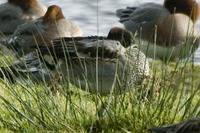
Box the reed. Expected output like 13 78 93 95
0 42 199 132
0 16 199 132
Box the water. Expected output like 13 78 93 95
42 0 162 36
0 0 200 63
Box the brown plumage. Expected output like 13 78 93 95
5 5 82 56
164 0 200 23
43 5 65 23
0 0 46 34
8 0 38 11
107 27 133 48
116 1 200 60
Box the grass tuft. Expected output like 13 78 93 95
0 57 200 132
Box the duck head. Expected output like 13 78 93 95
43 5 65 23
8 0 37 11
107 27 133 48
164 0 200 22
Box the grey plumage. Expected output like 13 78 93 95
0 52 52 83
35 36 149 95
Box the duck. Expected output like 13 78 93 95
33 28 150 95
0 28 149 95
116 0 200 61
149 117 200 133
0 0 46 35
5 5 82 56
164 0 200 23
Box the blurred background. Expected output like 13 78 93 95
0 0 200 63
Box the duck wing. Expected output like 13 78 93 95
34 36 125 60
0 52 51 83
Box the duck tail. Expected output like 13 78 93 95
116 7 136 23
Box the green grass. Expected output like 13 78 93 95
0 60 200 133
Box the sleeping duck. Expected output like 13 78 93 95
0 28 149 95
6 5 82 56
116 0 200 61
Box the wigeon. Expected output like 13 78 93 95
0 28 149 95
116 0 200 60
0 28 147 94
33 28 149 95
149 117 200 133
0 0 46 35
164 0 200 23
6 5 83 56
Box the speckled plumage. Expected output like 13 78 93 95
36 35 149 95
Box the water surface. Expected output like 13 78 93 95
0 0 200 63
